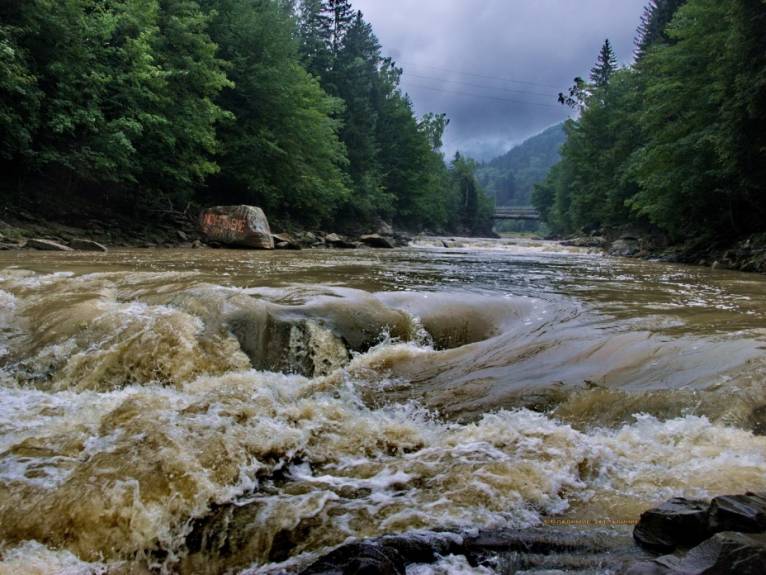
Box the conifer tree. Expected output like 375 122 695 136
326 0 354 53
590 39 617 87
298 0 333 77
635 0 687 59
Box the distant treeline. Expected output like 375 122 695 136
0 0 493 234
533 0 766 242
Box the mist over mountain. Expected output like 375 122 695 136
476 123 566 207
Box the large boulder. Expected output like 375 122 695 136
633 498 712 552
199 205 274 249
624 532 766 575
25 238 73 251
708 492 766 533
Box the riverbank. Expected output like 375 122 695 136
561 229 766 274
0 207 413 252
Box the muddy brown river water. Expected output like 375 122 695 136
0 238 765 574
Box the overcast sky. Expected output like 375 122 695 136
352 0 647 160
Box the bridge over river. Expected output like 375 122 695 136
493 206 541 221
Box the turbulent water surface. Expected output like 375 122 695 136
1 237 765 574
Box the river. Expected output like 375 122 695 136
1 238 765 574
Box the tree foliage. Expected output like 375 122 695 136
535 0 766 243
0 0 491 235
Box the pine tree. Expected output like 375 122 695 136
635 0 687 59
590 39 617 87
298 0 333 78
332 10 388 219
326 0 354 53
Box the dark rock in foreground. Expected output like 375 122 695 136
301 534 462 575
625 492 766 574
709 492 766 534
633 497 711 552
633 492 766 554
199 205 274 249
299 528 645 575
625 531 766 575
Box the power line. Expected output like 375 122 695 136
404 72 558 99
394 60 561 90
404 82 566 109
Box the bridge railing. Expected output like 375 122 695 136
493 206 540 220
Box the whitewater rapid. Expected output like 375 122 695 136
0 240 765 574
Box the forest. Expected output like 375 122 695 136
477 123 565 207
533 0 766 244
0 0 493 235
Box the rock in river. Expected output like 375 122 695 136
708 492 766 533
199 205 274 249
608 238 641 257
24 238 73 251
68 238 108 252
625 532 766 575
360 234 396 248
633 497 711 552
272 233 302 250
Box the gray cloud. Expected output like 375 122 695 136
353 0 647 159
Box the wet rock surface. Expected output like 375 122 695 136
633 497 711 552
68 238 108 252
291 493 766 575
708 492 766 534
625 532 766 575
625 493 766 574
360 234 396 248
24 238 73 251
298 528 647 575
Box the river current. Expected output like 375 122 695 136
1 237 765 574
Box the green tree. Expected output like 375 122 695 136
202 0 349 226
635 0 687 59
628 0 740 238
331 10 389 221
590 39 617 88
0 0 228 202
297 0 333 78
0 23 40 162
326 0 354 53
138 0 231 199
450 153 493 235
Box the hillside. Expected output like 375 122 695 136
477 123 566 206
